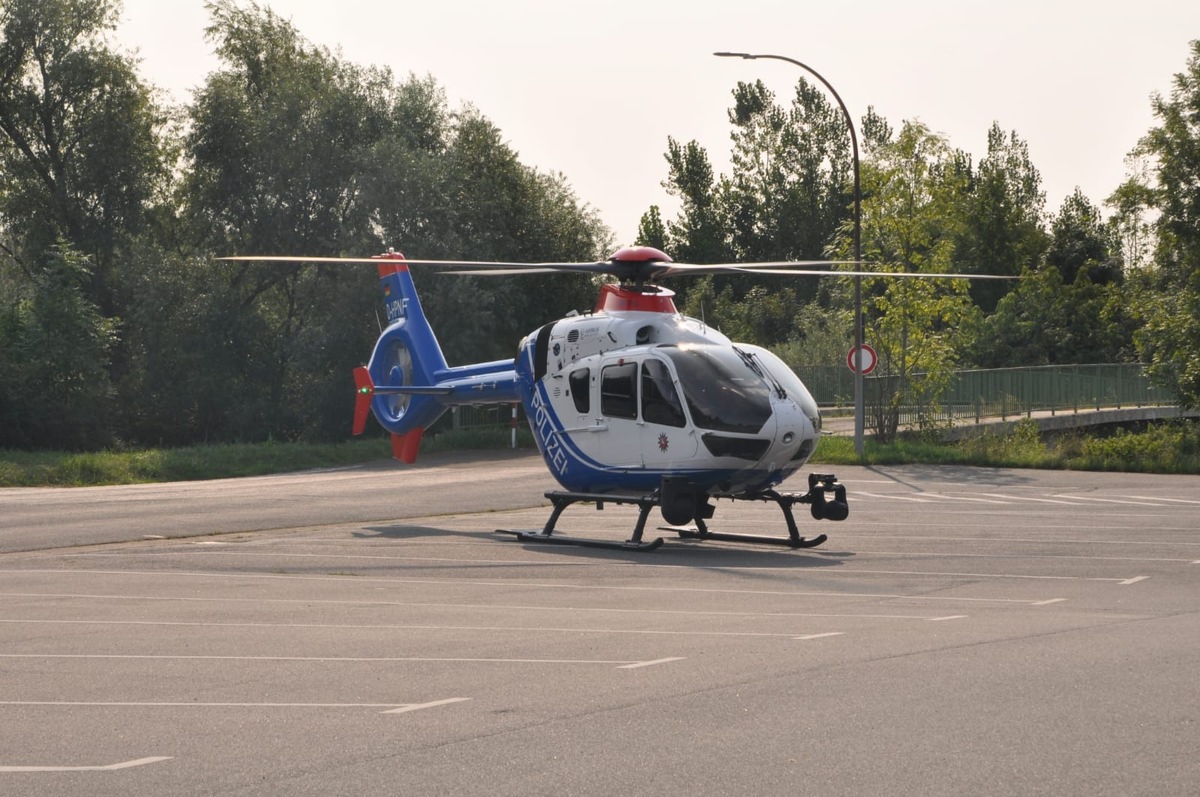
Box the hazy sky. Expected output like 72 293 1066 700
116 0 1198 248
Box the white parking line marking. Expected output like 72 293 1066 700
0 587 1058 607
847 550 1194 564
616 657 686 669
977 493 1078 505
1118 576 1149 586
1032 599 1067 606
1051 495 1166 507
835 532 1200 545
0 654 678 667
918 494 1012 505
0 619 866 639
382 698 472 714
793 632 845 640
0 757 171 772
928 616 968 622
0 700 467 715
822 568 1129 582
856 491 932 503
0 567 1110 597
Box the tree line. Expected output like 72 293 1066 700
1 0 1197 451
633 64 1197 438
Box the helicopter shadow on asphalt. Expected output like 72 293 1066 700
354 522 852 570
861 463 1040 491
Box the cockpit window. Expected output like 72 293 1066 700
641 358 686 428
660 345 772 434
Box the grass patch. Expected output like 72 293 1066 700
3 420 1196 488
0 438 397 487
812 418 1200 474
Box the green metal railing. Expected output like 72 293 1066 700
796 363 1174 424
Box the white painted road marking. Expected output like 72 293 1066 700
792 632 845 640
918 493 1013 505
0 618 929 637
381 698 472 714
0 757 171 773
976 492 1078 505
0 653 685 668
0 587 1059 607
0 700 467 714
1118 576 1150 586
616 657 687 669
856 491 932 503
1052 494 1166 507
0 567 1100 600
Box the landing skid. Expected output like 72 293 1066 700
496 491 666 551
496 474 846 552
667 490 828 549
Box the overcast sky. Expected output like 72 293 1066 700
116 0 1198 247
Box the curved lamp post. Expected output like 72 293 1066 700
714 51 865 457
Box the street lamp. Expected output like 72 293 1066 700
714 51 865 457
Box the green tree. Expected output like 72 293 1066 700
655 79 862 343
722 79 853 265
1123 40 1200 407
967 190 1134 368
660 136 731 264
178 1 406 442
952 123 1047 312
367 107 609 365
847 121 979 440
0 245 116 449
0 0 168 311
186 0 389 254
635 205 667 250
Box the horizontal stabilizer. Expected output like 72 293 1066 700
369 385 455 396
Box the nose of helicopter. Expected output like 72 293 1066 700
766 400 819 469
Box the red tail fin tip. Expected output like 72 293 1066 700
391 429 424 464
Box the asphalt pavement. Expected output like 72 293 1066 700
1 453 1198 795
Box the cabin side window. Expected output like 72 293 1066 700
640 359 686 428
569 368 591 414
600 362 638 419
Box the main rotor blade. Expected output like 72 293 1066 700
670 260 861 269
217 255 1017 280
217 255 574 268
733 268 1020 279
446 267 582 276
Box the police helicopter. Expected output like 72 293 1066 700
225 246 1011 552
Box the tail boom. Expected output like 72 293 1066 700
353 250 520 463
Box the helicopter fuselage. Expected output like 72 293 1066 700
513 283 822 497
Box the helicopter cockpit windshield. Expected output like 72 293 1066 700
659 345 773 434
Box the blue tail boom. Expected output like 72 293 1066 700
353 252 519 462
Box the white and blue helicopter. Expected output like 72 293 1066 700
229 246 1005 551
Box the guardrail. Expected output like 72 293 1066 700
800 363 1173 422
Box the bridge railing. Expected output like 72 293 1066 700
797 363 1174 426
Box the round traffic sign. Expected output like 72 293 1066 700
847 344 877 375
